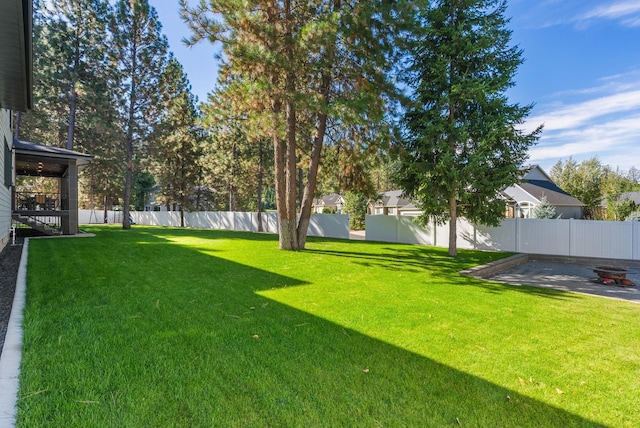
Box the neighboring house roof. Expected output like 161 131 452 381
520 164 553 182
618 192 640 205
313 193 344 207
503 165 584 208
376 189 412 208
0 0 33 111
518 179 585 207
398 202 421 213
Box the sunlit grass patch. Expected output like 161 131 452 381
17 226 640 427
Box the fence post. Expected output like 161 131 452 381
515 217 520 253
633 220 639 260
569 218 575 257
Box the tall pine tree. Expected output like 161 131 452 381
111 0 168 229
181 0 403 249
398 0 540 256
150 58 203 227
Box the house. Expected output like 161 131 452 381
312 193 345 213
12 139 92 235
368 165 584 220
368 190 422 216
1 0 33 251
501 165 585 219
1 0 91 242
617 192 640 208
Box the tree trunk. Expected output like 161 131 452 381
276 0 300 250
272 95 290 248
103 193 108 224
294 1 335 248
281 92 298 249
297 111 327 247
66 38 80 150
448 196 457 257
67 85 78 150
257 139 264 232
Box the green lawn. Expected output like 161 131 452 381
17 226 640 427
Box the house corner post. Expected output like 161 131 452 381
62 160 79 235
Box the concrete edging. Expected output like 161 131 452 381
0 239 28 428
460 253 640 279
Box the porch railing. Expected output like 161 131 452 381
14 192 63 212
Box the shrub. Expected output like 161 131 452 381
625 211 640 221
531 196 557 219
343 191 368 230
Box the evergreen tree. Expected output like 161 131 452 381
343 191 368 230
150 58 203 227
181 0 403 250
626 211 640 222
531 196 557 219
20 0 112 151
199 66 275 231
111 0 168 229
398 0 540 256
20 0 124 218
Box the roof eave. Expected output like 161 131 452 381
0 0 33 111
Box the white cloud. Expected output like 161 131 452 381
581 1 640 20
528 114 640 169
526 90 640 131
576 1 640 26
523 71 640 171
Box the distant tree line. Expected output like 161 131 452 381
550 158 640 221
20 0 634 254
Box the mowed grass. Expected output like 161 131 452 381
17 226 640 427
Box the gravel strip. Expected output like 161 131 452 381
0 239 22 357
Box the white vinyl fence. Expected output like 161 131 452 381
366 215 640 261
80 209 639 260
79 209 123 225
79 210 350 240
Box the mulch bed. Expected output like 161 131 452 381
0 237 22 355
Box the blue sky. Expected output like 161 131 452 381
150 0 640 173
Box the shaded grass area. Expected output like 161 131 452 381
17 226 640 426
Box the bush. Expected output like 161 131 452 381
343 191 368 230
531 196 557 219
625 211 640 221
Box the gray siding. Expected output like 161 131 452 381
555 206 583 219
0 109 11 249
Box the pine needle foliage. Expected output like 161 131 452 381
398 0 541 256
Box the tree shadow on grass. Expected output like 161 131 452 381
17 227 605 427
304 241 583 302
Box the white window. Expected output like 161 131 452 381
518 202 534 218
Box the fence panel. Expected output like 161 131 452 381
114 211 348 239
364 215 638 260
307 214 350 239
518 219 571 256
365 215 398 243
80 209 122 224
471 219 517 252
572 220 633 259
397 216 433 245
235 212 257 232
